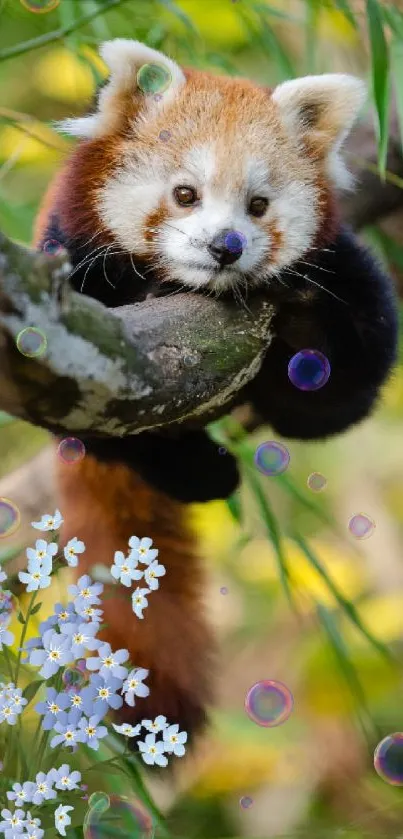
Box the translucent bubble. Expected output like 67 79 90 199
20 0 60 11
76 658 87 673
307 472 327 492
348 513 375 540
84 793 154 839
224 230 247 254
137 63 172 95
16 327 47 359
159 130 172 142
62 666 86 692
153 94 163 102
0 499 21 538
220 586 228 595
374 733 403 785
218 447 227 455
42 239 63 255
254 441 290 476
240 796 253 809
245 680 294 727
57 437 86 465
288 349 331 391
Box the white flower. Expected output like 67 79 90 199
26 539 57 565
122 668 150 706
142 715 168 734
54 804 73 837
144 560 166 591
112 722 141 737
138 733 168 767
0 570 6 583
63 538 85 567
111 551 143 587
128 536 158 566
163 723 188 757
31 509 64 532
131 588 150 620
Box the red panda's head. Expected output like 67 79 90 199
57 39 366 293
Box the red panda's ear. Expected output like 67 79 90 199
272 74 366 189
55 39 186 139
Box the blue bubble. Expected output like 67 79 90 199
288 349 331 391
254 441 290 476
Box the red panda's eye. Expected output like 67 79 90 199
173 186 198 207
249 197 269 218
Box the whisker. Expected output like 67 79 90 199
299 259 336 276
286 267 348 305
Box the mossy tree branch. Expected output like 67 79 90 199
0 233 275 437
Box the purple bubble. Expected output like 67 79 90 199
307 472 327 492
348 513 375 539
374 733 403 785
159 130 171 142
240 796 253 809
218 447 227 455
224 230 247 254
42 239 63 255
57 437 86 465
288 349 331 391
245 680 294 727
220 586 228 595
254 441 290 476
16 327 47 358
0 498 21 538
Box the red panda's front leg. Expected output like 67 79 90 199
57 452 215 741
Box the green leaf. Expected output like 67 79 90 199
87 760 126 775
366 0 390 177
17 610 25 624
293 532 394 662
30 602 42 615
0 411 14 427
22 679 44 703
0 545 23 566
390 39 403 157
334 0 357 29
226 491 242 523
159 0 200 39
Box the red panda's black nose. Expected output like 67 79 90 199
208 229 245 266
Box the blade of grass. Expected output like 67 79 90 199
390 39 403 157
293 531 394 662
316 602 380 743
334 0 357 30
366 0 390 177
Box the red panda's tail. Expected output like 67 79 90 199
57 451 215 738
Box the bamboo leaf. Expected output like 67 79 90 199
334 0 357 29
390 39 403 158
226 491 243 524
366 0 390 177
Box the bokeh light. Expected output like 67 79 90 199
57 437 86 465
307 472 327 492
220 586 229 595
374 733 403 785
16 327 47 359
137 63 172 94
240 796 253 809
348 513 375 539
83 792 154 839
254 441 290 476
245 680 294 727
0 499 21 538
288 349 331 391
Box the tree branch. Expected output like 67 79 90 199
0 233 274 437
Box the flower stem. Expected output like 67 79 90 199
15 589 38 687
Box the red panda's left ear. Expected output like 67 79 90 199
272 74 367 189
56 39 186 139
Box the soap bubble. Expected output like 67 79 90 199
240 796 253 809
16 327 47 358
57 437 86 465
159 130 172 142
137 63 172 95
42 239 63 255
62 666 86 692
224 230 246 254
20 0 60 11
288 349 331 391
218 447 227 455
83 792 154 839
254 441 290 476
348 513 375 540
0 499 21 538
374 733 403 785
307 472 327 492
245 679 294 727
220 586 228 595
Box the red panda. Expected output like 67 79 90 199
33 39 398 742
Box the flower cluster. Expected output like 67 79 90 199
114 715 187 767
111 536 166 619
0 509 187 836
2 764 81 837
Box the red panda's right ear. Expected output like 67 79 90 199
55 39 186 139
